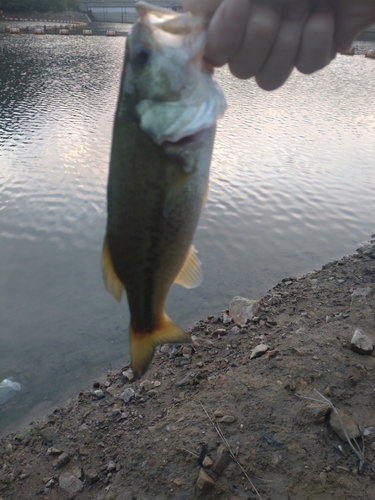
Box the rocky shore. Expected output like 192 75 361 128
1 238 374 500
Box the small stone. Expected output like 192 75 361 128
213 328 227 336
195 469 215 495
147 389 158 397
47 447 62 455
120 388 135 403
250 344 269 359
350 329 374 355
111 409 121 418
175 357 191 367
212 445 230 475
122 369 134 382
370 442 375 452
303 403 331 424
94 389 105 399
229 296 260 324
227 326 240 335
107 461 116 472
268 295 280 306
213 409 224 418
139 380 151 392
39 427 57 445
351 287 372 298
217 415 236 424
202 456 213 467
223 313 232 325
45 478 54 488
58 473 83 494
53 452 70 469
5 444 12 455
154 380 161 387
182 346 193 358
329 409 361 441
85 468 99 483
78 423 88 432
175 368 200 387
296 327 306 334
172 479 183 487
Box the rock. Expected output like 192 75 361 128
227 326 240 335
329 409 361 441
174 357 191 367
122 369 134 382
175 368 200 387
154 380 161 387
85 468 99 483
229 297 260 324
303 403 331 424
202 456 213 467
350 329 374 355
250 344 269 359
217 415 236 424
47 447 62 455
357 243 375 258
195 469 215 495
58 472 83 494
53 452 70 469
105 492 117 500
94 389 105 399
223 313 232 325
213 328 227 337
351 287 372 298
39 427 57 445
120 388 135 403
107 460 116 472
212 445 231 475
139 380 151 393
182 346 193 358
268 295 280 306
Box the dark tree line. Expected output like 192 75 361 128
0 0 79 12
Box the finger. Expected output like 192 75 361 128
296 1 335 74
228 1 282 80
331 0 375 53
256 0 310 91
182 0 223 17
205 0 252 66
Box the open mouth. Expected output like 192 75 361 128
165 129 206 146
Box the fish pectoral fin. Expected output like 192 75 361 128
101 237 124 303
130 313 191 379
174 245 203 289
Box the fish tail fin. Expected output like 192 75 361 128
130 313 191 379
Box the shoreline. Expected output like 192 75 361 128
1 10 90 24
1 238 374 499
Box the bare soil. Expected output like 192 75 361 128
1 239 375 500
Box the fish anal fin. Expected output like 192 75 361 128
174 245 202 289
101 237 124 303
130 313 191 378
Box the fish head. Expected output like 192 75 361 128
124 1 226 145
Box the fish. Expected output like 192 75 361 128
102 1 226 379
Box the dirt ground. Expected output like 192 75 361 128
1 238 375 500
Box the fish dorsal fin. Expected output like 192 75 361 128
101 237 124 303
174 245 202 289
130 313 191 378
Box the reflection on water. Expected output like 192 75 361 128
1 24 375 434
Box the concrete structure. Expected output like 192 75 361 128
80 0 182 23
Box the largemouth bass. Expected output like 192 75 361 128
102 1 226 378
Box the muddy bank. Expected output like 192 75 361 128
1 238 375 500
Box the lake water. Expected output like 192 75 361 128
1 22 375 435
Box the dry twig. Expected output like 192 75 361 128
199 400 265 500
296 388 365 471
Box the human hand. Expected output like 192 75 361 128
182 0 375 90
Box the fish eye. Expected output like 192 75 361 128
133 47 151 68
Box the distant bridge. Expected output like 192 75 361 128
79 0 182 23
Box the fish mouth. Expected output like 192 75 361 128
164 129 207 146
